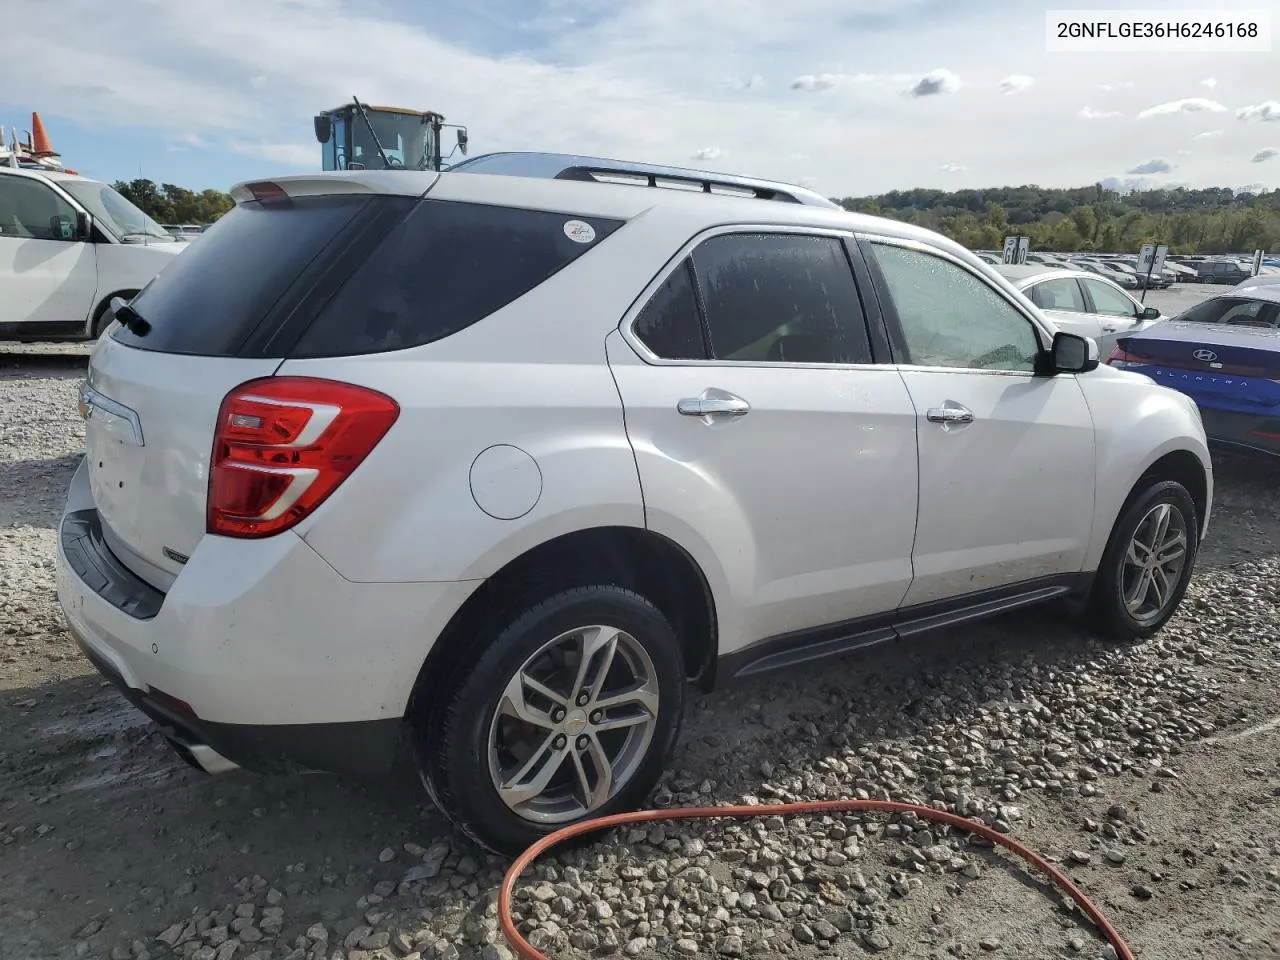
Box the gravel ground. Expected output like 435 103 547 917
2 309 1279 960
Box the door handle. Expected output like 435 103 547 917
1102 324 1119 333
926 403 975 425
677 392 750 419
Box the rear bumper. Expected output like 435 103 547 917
1199 407 1280 458
55 457 479 775
71 628 401 775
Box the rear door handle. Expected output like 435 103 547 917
677 391 750 419
926 402 974 425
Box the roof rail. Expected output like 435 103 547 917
445 151 838 209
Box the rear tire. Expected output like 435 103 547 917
1085 479 1199 642
414 585 686 855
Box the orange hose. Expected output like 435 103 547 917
499 799 1136 960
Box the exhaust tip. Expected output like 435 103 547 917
165 735 239 774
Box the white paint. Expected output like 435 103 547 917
469 444 543 520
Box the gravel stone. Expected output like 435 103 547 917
3 343 1280 960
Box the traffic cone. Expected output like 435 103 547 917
30 112 58 157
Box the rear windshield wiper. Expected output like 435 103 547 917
110 297 151 336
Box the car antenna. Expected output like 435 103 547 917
350 95 395 171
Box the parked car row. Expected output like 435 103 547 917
974 248 1279 288
161 223 208 241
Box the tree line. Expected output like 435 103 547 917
835 184 1280 254
110 175 1279 254
112 179 234 225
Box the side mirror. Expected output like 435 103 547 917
1047 331 1099 374
313 115 332 144
75 211 93 240
456 128 469 155
1141 305 1161 321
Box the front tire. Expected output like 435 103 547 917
1086 479 1199 642
415 585 686 855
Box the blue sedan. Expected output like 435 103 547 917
1107 284 1280 458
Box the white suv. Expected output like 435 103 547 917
56 154 1212 854
0 168 183 341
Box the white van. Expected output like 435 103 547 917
0 167 185 341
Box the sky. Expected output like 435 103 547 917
4 0 1279 198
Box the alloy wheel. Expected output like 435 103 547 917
1121 501 1189 626
486 625 660 824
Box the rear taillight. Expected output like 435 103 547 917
208 377 399 539
1106 344 1152 367
245 181 289 203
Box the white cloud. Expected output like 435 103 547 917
1127 158 1174 175
1252 148 1279 163
790 72 875 91
908 68 961 97
1099 176 1152 194
1200 77 1217 89
691 147 724 161
1097 81 1136 91
168 132 209 150
1136 98 1227 119
1193 129 1225 140
938 162 966 173
998 75 1033 94
228 140 315 167
1237 101 1280 122
5 0 1278 196
1176 149 1192 156
1079 106 1124 120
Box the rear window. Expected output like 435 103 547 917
290 200 624 357
113 195 373 355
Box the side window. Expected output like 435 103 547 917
867 242 1041 372
1029 278 1085 313
1219 300 1279 328
0 177 78 241
1081 279 1138 318
632 259 709 360
292 200 624 358
690 233 872 364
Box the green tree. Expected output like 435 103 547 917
110 178 232 225
832 182 1279 254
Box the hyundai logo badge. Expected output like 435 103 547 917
1192 349 1218 363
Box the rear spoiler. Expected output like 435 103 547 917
228 171 439 204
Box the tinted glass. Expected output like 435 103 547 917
1175 296 1279 327
633 259 708 360
691 233 871 364
113 195 373 355
1029 278 1085 312
1081 278 1137 318
0 176 77 240
293 200 624 357
60 180 171 242
869 243 1040 371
